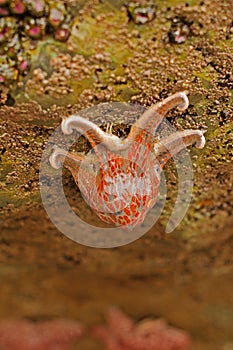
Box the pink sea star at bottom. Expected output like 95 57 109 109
0 319 84 350
92 307 192 350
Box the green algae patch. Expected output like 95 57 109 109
0 160 14 183
0 190 40 209
193 68 217 89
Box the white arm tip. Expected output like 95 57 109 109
196 131 206 149
49 147 67 169
61 115 81 135
177 92 189 111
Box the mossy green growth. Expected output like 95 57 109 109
0 190 41 209
0 159 14 182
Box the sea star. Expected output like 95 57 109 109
50 92 205 229
0 319 84 350
92 307 192 350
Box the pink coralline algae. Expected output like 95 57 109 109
0 319 84 350
92 307 192 350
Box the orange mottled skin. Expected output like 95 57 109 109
50 92 205 229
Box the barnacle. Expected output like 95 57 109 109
0 0 74 84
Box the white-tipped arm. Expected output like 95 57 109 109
154 129 206 166
49 147 68 169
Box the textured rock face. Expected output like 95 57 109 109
0 1 232 350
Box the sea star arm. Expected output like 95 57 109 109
0 319 84 350
49 146 84 171
59 93 189 154
126 92 189 145
93 326 124 350
92 308 192 350
154 129 205 167
61 115 121 151
49 146 98 185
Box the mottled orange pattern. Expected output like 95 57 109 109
50 92 205 229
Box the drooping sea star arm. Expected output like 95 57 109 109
60 93 189 153
49 146 84 172
61 116 122 151
126 92 189 145
154 129 205 167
